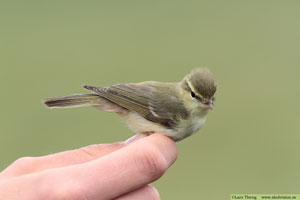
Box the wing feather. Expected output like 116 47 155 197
83 82 188 128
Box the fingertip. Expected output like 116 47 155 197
148 133 178 161
134 133 178 168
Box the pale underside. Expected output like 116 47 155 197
122 111 207 141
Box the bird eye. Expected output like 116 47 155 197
191 91 196 98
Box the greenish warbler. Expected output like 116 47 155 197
43 68 216 141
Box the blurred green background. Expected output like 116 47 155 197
1 0 300 199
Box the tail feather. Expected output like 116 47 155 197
43 94 100 108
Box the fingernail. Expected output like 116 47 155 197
125 133 148 144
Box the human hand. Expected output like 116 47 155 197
0 133 177 200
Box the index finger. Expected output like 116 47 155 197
0 134 146 179
40 133 177 200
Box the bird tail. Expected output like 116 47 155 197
43 94 101 108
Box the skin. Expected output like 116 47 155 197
0 133 177 200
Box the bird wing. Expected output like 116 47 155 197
83 82 188 128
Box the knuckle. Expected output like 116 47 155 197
136 145 168 180
1 157 39 177
13 157 35 166
11 157 37 173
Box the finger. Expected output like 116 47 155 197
114 185 160 200
125 133 147 144
0 143 125 179
39 133 177 200
0 134 146 178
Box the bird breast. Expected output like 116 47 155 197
121 110 208 141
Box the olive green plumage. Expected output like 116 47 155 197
43 68 217 141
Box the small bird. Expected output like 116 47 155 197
43 68 217 141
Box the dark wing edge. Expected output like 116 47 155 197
83 84 151 116
83 84 186 128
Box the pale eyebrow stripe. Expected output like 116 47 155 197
185 80 204 102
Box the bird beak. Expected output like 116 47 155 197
208 102 214 110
